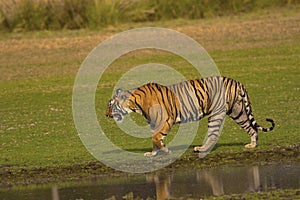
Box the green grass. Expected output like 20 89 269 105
96 42 300 156
0 8 299 174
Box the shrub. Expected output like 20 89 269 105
0 0 298 32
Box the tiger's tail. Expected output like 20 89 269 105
240 84 275 132
258 118 275 132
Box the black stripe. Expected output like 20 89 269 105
177 86 189 120
133 97 145 115
183 83 198 113
232 110 243 120
237 120 248 126
207 133 219 138
208 124 222 129
160 132 168 137
136 87 147 96
197 79 206 100
147 83 154 96
190 80 203 108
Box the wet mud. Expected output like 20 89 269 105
0 144 299 187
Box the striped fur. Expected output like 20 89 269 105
106 76 275 157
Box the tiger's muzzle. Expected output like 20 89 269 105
106 111 123 122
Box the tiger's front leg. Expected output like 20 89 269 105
144 122 172 157
144 132 171 157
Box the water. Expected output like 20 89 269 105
1 163 299 200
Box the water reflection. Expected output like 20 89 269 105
146 173 172 199
51 186 59 200
1 163 299 200
146 165 262 199
195 165 261 196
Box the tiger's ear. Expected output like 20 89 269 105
116 88 126 100
116 88 122 94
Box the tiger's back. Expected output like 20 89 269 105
168 76 238 123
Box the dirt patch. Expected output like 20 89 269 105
175 11 300 51
1 9 299 81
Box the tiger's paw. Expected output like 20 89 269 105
244 143 257 148
144 151 158 157
194 146 204 152
144 148 171 157
194 146 210 158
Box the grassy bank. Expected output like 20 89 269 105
0 7 300 187
0 0 299 32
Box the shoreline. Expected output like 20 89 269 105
1 144 298 188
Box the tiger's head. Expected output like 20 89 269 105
106 89 133 122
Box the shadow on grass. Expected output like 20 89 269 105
212 142 246 150
103 142 245 155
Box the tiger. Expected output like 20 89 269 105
106 76 275 157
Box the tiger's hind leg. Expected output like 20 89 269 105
229 100 258 148
194 109 226 157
